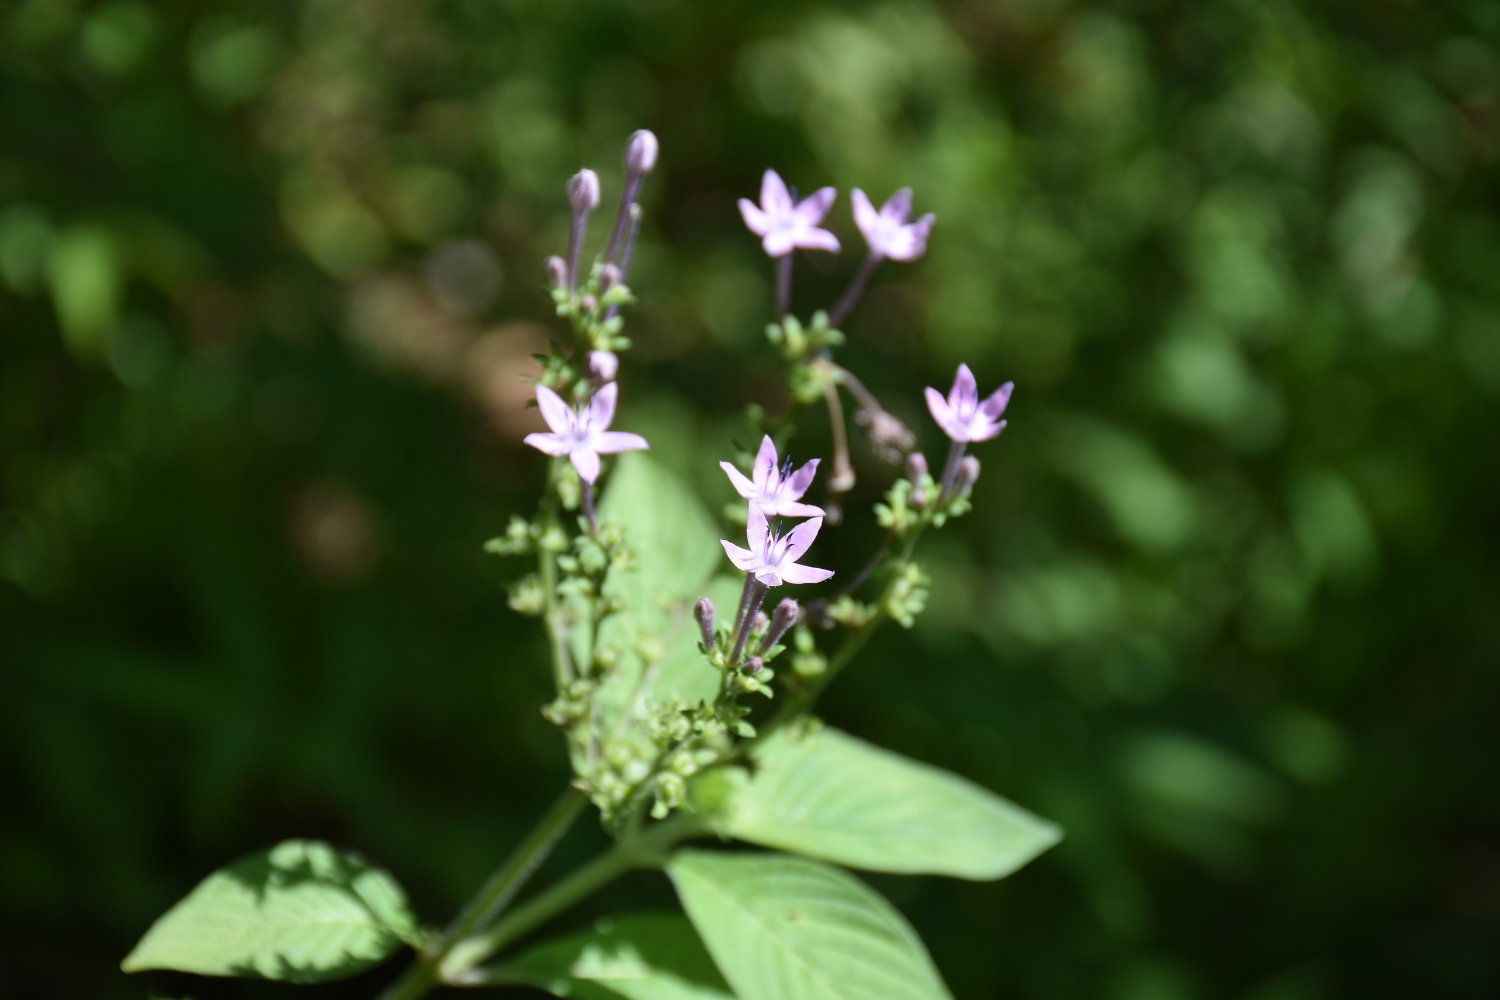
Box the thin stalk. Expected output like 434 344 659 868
444 815 703 984
606 175 643 265
566 208 591 300
376 789 587 1000
804 530 893 621
937 438 966 506
728 580 769 668
604 205 643 323
580 481 598 536
539 509 574 690
828 251 883 328
731 571 756 637
823 377 854 495
775 253 793 320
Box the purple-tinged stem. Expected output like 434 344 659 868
775 254 793 320
824 378 854 496
828 251 883 328
606 175 644 266
729 579 770 668
937 438 967 505
731 572 756 638
581 481 598 536
566 209 591 300
604 205 643 323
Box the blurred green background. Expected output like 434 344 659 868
4 0 1499 997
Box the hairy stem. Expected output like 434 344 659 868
376 789 587 1000
828 251 883 328
443 815 703 984
823 377 854 496
540 508 574 690
580 481 598 536
937 438 966 506
728 579 769 668
775 253 793 320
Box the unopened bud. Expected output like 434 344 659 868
907 452 929 507
752 610 769 633
744 655 764 675
624 130 659 175
581 294 598 313
953 455 981 496
694 597 716 648
599 263 622 293
587 350 619 382
759 598 800 653
545 256 568 288
568 169 601 212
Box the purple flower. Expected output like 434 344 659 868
721 505 834 587
524 382 648 483
738 169 841 258
721 436 823 518
925 364 1012 443
852 188 935 262
586 350 619 382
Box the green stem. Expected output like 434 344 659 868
540 507 573 691
442 815 703 985
377 789 587 1000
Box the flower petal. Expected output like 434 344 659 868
762 230 796 257
980 381 1014 420
794 227 842 254
753 436 779 491
793 186 837 226
780 562 834 585
782 516 824 562
773 500 826 518
571 448 601 484
761 169 793 217
881 187 913 224
746 504 769 552
851 188 879 242
523 432 572 456
925 386 958 437
587 381 618 432
721 461 756 498
594 431 649 454
721 540 759 572
738 198 770 237
971 417 1006 442
950 363 978 412
786 457 820 498
535 384 573 436
755 569 784 587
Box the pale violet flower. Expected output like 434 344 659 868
720 435 823 518
852 188 935 262
524 382 648 483
721 505 834 587
738 169 841 258
586 350 618 382
925 364 1012 443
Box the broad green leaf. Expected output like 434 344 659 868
714 725 1061 880
122 839 417 982
594 453 724 725
493 913 735 1000
668 850 952 1000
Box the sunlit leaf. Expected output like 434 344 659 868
490 912 734 1000
669 849 952 1000
122 840 417 982
713 724 1060 879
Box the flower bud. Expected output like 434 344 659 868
743 655 764 675
624 130 659 175
599 263 622 294
759 598 800 653
907 452 929 507
587 350 619 382
694 597 716 648
752 610 769 633
545 255 568 288
581 294 598 313
567 169 601 212
953 455 981 496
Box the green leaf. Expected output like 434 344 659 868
669 850 952 1000
715 725 1061 880
122 839 418 982
594 453 723 723
491 912 735 1000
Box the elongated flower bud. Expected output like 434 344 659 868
545 255 567 288
587 350 619 382
907 451 929 507
953 455 981 496
759 598 800 653
695 597 716 648
625 130 659 175
599 263 622 294
568 169 601 212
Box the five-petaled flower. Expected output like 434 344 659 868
738 169 840 258
524 382 648 483
852 187 935 262
721 435 824 518
925 364 1013 443
722 505 834 587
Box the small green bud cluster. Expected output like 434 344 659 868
551 258 634 355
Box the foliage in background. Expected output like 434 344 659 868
3 0 1499 997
